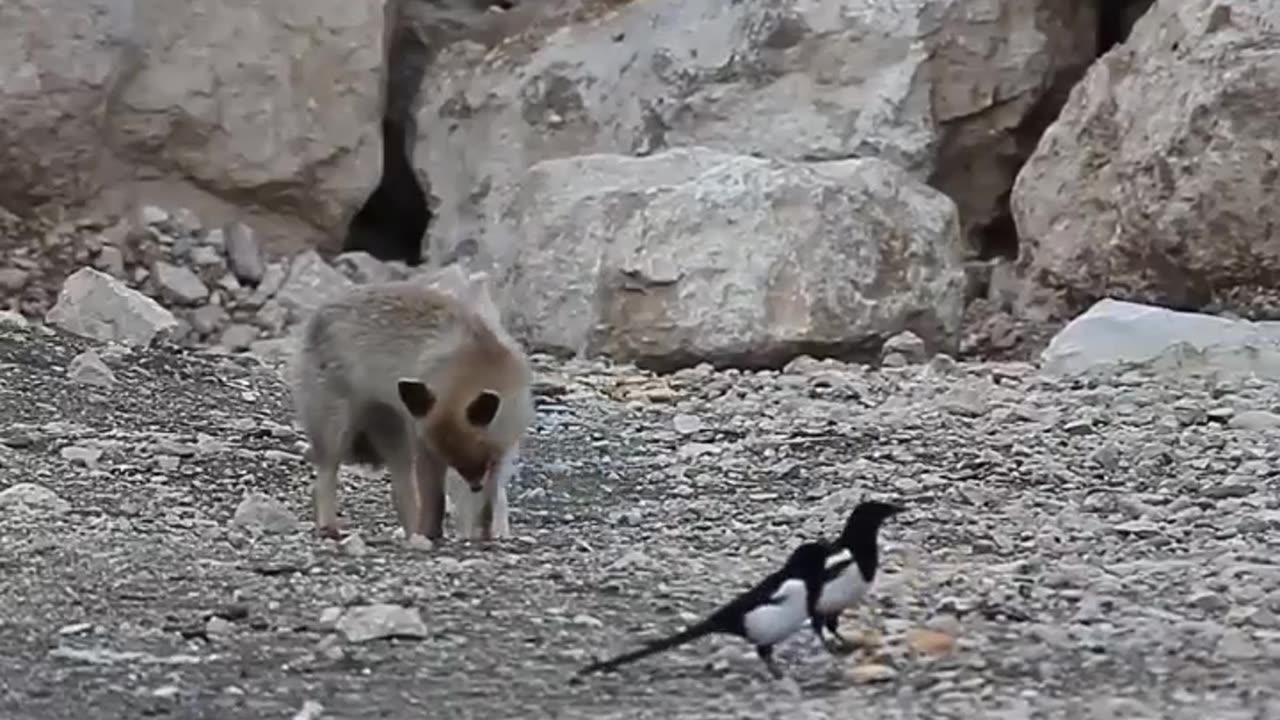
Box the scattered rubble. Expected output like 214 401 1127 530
2 305 1279 717
1 207 441 359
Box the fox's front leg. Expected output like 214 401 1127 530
413 440 447 540
479 443 518 540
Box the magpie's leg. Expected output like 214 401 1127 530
756 644 784 680
809 613 828 647
822 615 858 654
811 613 849 655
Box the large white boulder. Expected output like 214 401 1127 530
1041 299 1280 380
501 147 966 369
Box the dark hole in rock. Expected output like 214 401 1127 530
976 203 1019 262
969 73 1083 263
345 117 430 266
344 24 431 266
972 0 1156 264
1097 0 1157 56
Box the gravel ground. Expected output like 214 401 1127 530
2 319 1280 720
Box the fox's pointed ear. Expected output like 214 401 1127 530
465 390 501 427
398 379 436 418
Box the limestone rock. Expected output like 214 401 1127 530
189 305 229 337
335 604 428 643
0 311 29 329
416 0 1096 268
1228 411 1280 432
217 323 259 352
94 246 127 279
882 330 928 364
0 0 384 251
224 222 265 285
1012 0 1280 318
246 263 287 308
0 268 29 292
152 261 209 306
45 267 179 347
334 251 406 285
502 147 966 369
0 0 128 211
230 492 298 534
1040 299 1280 380
68 350 117 388
0 482 70 516
275 251 354 321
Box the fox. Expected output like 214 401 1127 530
287 267 535 541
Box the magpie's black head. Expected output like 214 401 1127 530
781 540 832 579
836 500 904 547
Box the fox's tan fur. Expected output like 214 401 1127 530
287 270 534 541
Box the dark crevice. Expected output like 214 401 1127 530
975 200 1019 261
1097 2 1128 56
966 62 1081 264
1097 0 1157 56
344 21 432 266
974 0 1155 264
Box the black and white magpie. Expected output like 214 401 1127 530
810 499 904 654
577 541 832 679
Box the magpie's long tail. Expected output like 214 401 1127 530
577 617 722 676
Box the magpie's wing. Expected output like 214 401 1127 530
822 547 855 582
735 543 830 610
758 574 795 606
750 564 810 608
711 567 789 617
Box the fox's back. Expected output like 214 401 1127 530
291 280 519 409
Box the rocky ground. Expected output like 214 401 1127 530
3 315 1280 720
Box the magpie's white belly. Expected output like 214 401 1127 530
742 579 809 646
816 567 869 615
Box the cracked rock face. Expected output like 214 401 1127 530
0 0 384 252
3 302 1280 717
416 0 1096 271
1012 0 1280 320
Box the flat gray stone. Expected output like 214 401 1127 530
152 261 210 305
68 350 117 388
225 222 265 285
231 492 298 534
275 251 352 320
0 482 70 515
45 267 179 346
335 604 428 643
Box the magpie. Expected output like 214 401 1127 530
577 541 832 679
810 500 904 654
